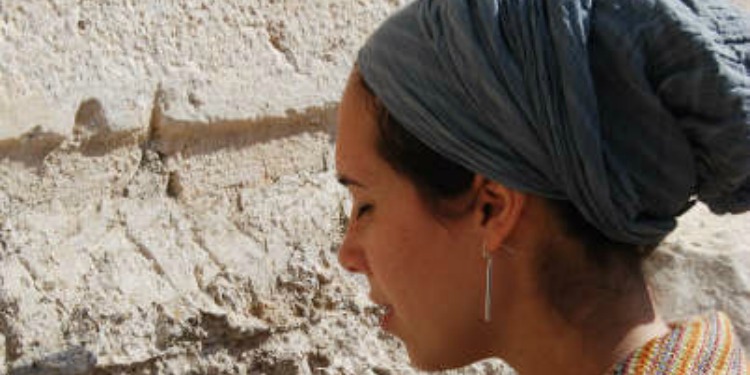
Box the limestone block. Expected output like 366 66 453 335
648 204 750 349
648 245 750 346
1 0 748 373
151 1 405 122
151 105 337 198
0 0 407 144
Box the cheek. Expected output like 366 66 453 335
365 205 437 277
370 207 466 297
368 215 423 275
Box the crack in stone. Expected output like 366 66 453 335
265 20 300 73
187 223 224 272
15 258 41 294
121 226 179 297
0 291 21 364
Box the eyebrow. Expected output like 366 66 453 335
336 174 366 188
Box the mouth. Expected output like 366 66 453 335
373 303 394 329
369 290 394 329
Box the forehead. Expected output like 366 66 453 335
335 74 381 177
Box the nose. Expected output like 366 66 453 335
337 226 369 274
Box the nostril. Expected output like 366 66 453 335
339 253 360 273
338 244 366 274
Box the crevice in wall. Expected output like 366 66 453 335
0 231 7 254
165 172 183 199
72 98 143 158
8 346 96 375
73 99 110 139
265 20 301 73
15 258 41 295
187 224 224 273
90 354 161 375
190 310 271 352
120 148 167 200
122 228 179 296
0 128 66 169
230 219 266 253
149 104 337 158
0 293 21 364
146 85 167 160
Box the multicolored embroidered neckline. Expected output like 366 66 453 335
610 312 748 374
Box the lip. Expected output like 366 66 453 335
368 301 392 328
369 292 394 330
378 304 394 330
370 297 394 330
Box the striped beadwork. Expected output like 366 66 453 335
610 312 748 374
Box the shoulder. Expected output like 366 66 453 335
610 312 748 374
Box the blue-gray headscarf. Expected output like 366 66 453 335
357 0 750 245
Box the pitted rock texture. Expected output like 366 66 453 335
0 0 404 139
2 1 750 375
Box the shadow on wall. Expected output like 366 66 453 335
8 346 95 375
150 105 338 159
0 91 339 170
0 128 67 169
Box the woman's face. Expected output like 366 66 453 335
335 72 494 370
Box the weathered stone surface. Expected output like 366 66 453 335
648 204 750 350
1 1 750 375
0 0 403 143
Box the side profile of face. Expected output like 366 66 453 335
335 71 501 370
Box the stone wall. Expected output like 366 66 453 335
1 1 749 374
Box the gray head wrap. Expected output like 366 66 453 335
357 0 750 245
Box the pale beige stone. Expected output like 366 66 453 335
0 0 404 143
1 1 749 374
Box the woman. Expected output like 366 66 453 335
335 0 750 374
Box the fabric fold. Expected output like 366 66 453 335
357 0 750 245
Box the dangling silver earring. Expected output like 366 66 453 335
483 242 493 323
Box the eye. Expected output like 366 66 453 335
355 203 373 219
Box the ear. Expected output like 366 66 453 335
473 176 527 253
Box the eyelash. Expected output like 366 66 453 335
355 203 373 219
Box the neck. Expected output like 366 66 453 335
490 247 669 375
497 288 667 375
